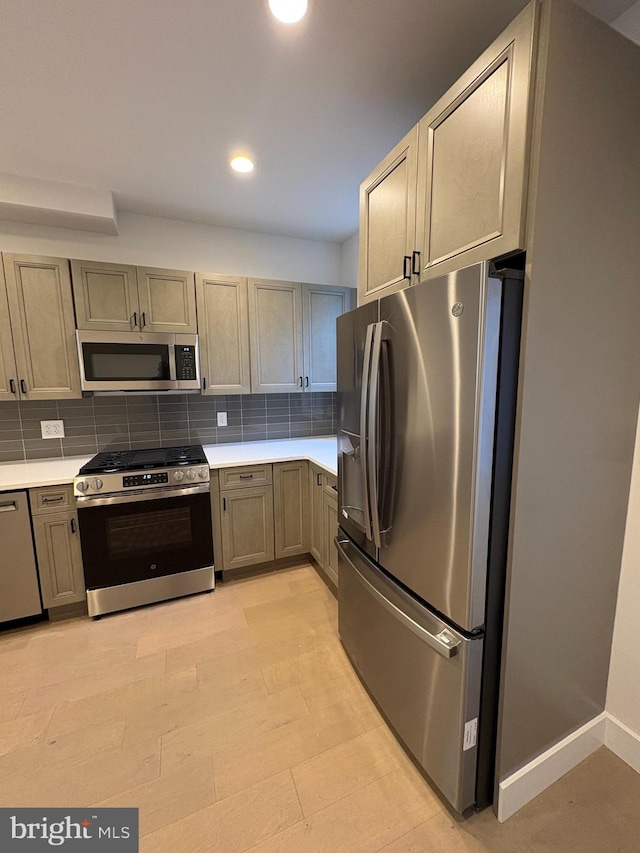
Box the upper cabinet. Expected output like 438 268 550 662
248 279 304 393
359 126 419 302
196 272 251 395
358 2 535 303
1 254 81 400
415 3 535 278
72 260 197 333
248 279 352 393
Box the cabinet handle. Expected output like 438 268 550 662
70 518 77 534
239 474 253 480
141 312 146 328
403 255 411 280
222 497 227 511
132 312 138 328
43 496 64 504
299 376 303 387
9 379 16 395
412 250 421 276
305 376 309 388
20 379 27 395
203 378 207 390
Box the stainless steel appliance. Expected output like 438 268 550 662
0 491 43 623
74 445 214 617
76 330 200 393
337 261 523 813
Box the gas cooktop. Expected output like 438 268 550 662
79 445 208 475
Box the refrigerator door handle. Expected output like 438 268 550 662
368 322 383 549
336 538 460 659
360 323 375 541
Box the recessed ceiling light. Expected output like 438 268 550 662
230 156 254 174
268 0 308 24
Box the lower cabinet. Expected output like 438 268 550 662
274 461 308 559
30 485 86 609
308 465 339 588
220 485 275 571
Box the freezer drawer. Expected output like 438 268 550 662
337 534 483 813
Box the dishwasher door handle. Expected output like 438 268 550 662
0 501 17 513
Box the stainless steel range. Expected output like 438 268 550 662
74 445 214 617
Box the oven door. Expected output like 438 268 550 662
77 487 214 590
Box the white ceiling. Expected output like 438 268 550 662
0 0 636 243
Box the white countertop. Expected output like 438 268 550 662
0 437 337 492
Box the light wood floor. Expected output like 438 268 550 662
1 563 639 852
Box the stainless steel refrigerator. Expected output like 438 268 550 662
337 260 523 814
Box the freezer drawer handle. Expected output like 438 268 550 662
335 538 460 660
0 501 17 513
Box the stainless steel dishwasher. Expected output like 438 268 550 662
0 491 42 623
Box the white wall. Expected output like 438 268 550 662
607 404 640 735
340 231 359 290
0 211 343 285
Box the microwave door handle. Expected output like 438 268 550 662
360 323 375 542
368 322 383 550
168 344 178 382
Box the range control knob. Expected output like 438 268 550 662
198 467 209 480
92 479 104 491
76 480 89 493
186 469 196 480
173 470 185 482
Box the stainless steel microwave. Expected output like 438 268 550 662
76 330 201 392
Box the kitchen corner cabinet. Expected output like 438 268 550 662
358 125 419 304
248 279 351 393
219 466 275 571
1 254 81 400
415 2 535 277
30 486 86 609
196 273 251 394
274 461 309 559
71 259 197 333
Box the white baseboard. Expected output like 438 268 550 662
497 712 607 822
605 714 640 775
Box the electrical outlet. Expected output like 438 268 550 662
217 412 227 427
41 420 65 439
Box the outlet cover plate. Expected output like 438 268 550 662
217 412 227 427
41 420 65 439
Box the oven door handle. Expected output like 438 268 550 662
76 483 210 507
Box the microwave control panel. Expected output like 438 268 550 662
176 345 197 381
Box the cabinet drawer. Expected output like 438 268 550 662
323 473 337 497
219 464 272 490
30 485 74 515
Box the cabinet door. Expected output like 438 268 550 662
220 485 275 570
358 125 418 304
136 267 197 333
2 254 82 400
32 511 86 609
71 259 140 331
323 490 339 587
302 284 352 392
196 273 251 394
274 461 308 559
248 279 304 393
416 2 535 277
0 265 19 401
309 463 324 567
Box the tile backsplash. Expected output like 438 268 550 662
0 393 336 462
